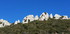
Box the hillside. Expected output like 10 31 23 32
0 19 70 34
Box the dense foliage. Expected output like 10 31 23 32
0 19 70 34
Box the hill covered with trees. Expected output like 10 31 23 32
0 19 70 34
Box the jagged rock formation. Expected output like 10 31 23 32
62 15 68 19
34 15 39 20
0 12 70 27
39 12 49 21
14 20 20 25
49 13 53 18
22 12 69 24
54 14 61 19
22 15 35 24
0 19 11 27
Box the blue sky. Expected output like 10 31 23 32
0 0 70 23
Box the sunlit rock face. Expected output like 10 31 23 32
22 15 34 24
54 14 61 19
39 12 49 21
0 12 70 28
34 15 39 20
62 15 69 19
22 17 28 24
0 24 4 27
0 22 4 27
2 20 11 26
14 20 20 25
50 14 53 18
0 19 11 27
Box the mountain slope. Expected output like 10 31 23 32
0 19 70 34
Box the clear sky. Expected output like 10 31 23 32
0 0 70 23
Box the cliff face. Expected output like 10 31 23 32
0 19 70 34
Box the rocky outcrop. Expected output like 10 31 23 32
0 12 70 27
0 19 11 27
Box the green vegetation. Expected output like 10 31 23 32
0 19 70 34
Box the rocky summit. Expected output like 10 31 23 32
0 12 70 34
0 12 70 27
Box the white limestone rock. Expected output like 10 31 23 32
54 14 61 19
39 12 49 21
0 21 4 27
14 21 18 25
62 15 69 19
2 20 11 26
22 19 28 24
22 15 34 24
14 20 20 25
17 20 20 23
0 19 11 27
0 24 4 27
50 14 53 18
34 15 39 20
26 15 34 21
0 19 4 22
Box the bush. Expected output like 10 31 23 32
0 19 70 34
